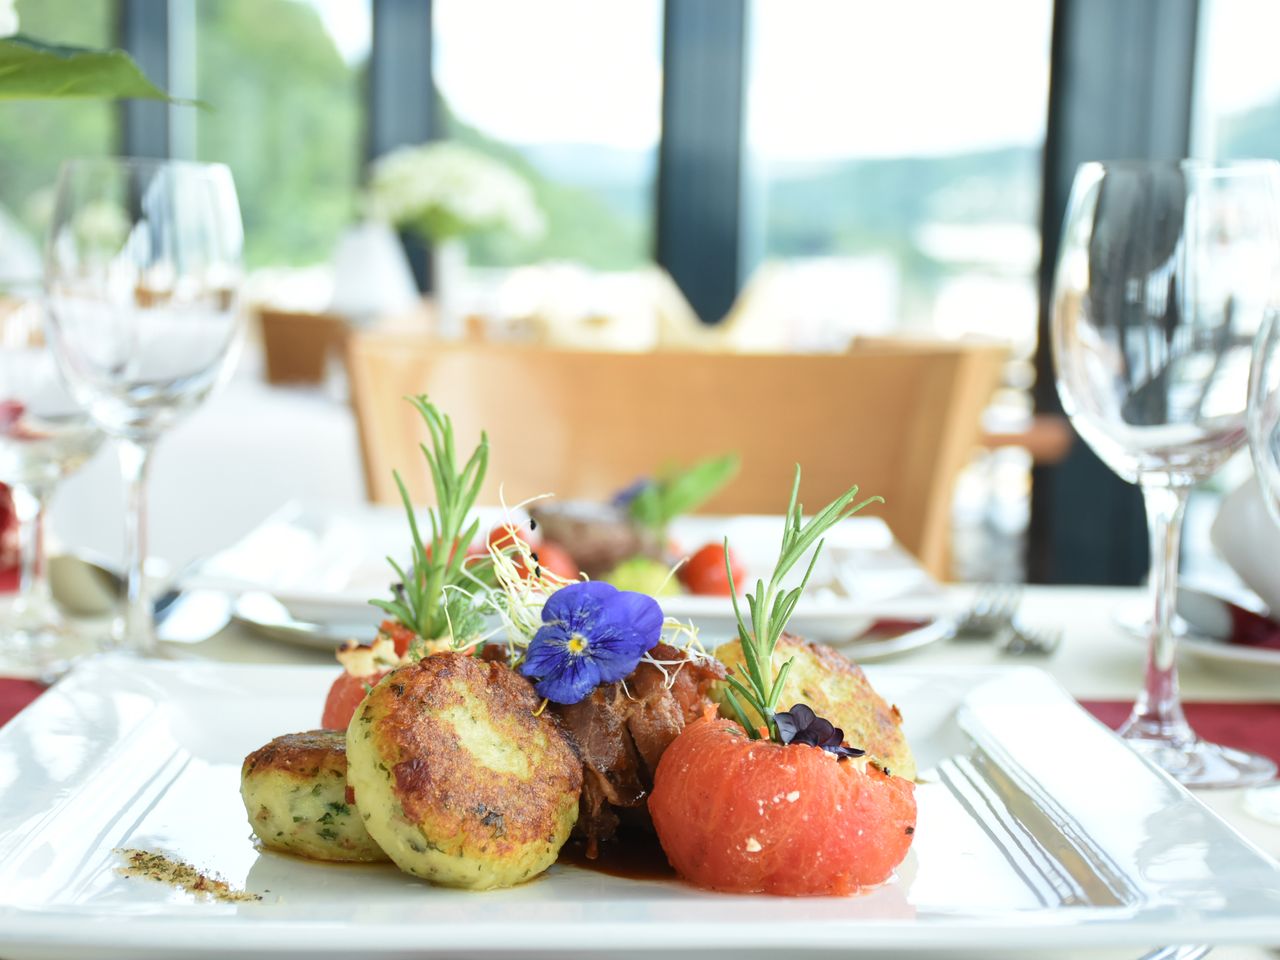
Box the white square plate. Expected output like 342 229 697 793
0 657 1278 959
194 501 939 640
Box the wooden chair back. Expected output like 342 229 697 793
345 335 1006 579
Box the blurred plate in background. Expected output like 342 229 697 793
195 501 941 642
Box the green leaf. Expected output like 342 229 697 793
0 36 193 103
657 453 740 519
629 453 740 534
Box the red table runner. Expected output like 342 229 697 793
1080 700 1280 768
0 679 45 726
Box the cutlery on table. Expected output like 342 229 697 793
947 583 1062 656
47 553 232 644
949 583 1022 641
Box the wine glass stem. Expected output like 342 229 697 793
8 483 52 620
118 437 155 656
1126 483 1193 742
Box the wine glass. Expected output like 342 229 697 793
44 158 244 656
1244 306 1280 819
0 288 103 677
1053 159 1280 788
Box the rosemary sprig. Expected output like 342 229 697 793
369 396 489 644
723 466 882 742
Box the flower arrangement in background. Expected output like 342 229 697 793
365 142 545 245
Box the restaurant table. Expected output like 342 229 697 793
3 584 1278 959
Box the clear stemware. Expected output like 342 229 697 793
0 289 103 677
1243 306 1280 818
1053 158 1280 788
44 157 244 656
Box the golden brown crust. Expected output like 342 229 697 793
361 654 582 860
714 633 917 781
780 633 915 778
242 730 348 781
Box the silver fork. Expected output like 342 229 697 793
1002 623 1064 656
950 583 1022 641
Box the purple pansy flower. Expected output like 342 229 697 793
520 580 663 704
774 704 867 761
611 477 652 509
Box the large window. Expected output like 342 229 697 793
1193 0 1280 162
432 0 663 270
186 0 370 269
0 0 118 285
743 0 1052 347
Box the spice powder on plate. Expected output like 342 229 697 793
114 848 262 903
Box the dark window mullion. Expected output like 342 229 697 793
368 0 437 290
118 0 170 159
655 0 747 325
1029 0 1201 584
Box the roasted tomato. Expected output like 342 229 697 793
648 716 916 895
678 543 746 596
321 670 389 730
487 524 532 552
378 620 415 658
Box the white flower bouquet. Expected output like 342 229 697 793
365 142 545 244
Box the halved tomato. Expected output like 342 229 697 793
648 716 916 895
678 542 746 596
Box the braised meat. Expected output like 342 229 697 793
551 642 725 856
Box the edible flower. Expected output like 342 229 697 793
774 704 866 761
611 477 651 509
520 581 663 704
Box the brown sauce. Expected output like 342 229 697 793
557 833 675 881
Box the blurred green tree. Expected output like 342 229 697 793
194 0 365 268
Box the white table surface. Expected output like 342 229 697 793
166 583 1280 960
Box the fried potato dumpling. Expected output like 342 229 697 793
346 653 582 890
714 634 917 781
241 729 389 862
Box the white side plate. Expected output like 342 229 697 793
0 657 1277 958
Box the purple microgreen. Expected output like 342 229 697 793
774 704 867 761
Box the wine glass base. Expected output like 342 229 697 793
1120 728 1277 789
0 604 99 682
0 629 79 681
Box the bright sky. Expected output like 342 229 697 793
433 0 664 151
305 0 371 65
747 0 1053 160
1199 0 1280 115
305 0 1280 161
